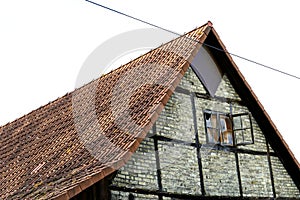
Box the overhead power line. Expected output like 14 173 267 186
85 0 300 80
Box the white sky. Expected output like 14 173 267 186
0 0 299 162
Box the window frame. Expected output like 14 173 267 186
232 112 254 146
203 109 254 147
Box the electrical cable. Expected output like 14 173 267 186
85 0 300 80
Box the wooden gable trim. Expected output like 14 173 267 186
203 28 300 190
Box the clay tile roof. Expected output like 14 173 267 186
0 23 212 199
1 21 299 199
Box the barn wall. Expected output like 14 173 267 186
109 67 300 199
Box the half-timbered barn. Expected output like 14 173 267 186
0 22 299 199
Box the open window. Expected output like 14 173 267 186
204 110 253 146
232 113 254 145
204 110 233 146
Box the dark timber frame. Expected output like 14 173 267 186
153 124 164 200
73 26 299 200
266 139 276 198
204 30 300 191
110 185 294 200
190 92 206 195
109 87 282 199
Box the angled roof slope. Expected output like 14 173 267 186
0 23 211 199
0 22 299 199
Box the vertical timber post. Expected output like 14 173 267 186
190 92 206 195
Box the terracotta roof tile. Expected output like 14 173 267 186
0 23 210 199
2 21 298 199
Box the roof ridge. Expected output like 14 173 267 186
88 22 211 83
0 23 210 129
0 92 72 129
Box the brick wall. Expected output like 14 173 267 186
110 67 299 199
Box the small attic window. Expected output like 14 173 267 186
204 110 233 146
232 113 254 145
204 110 254 146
